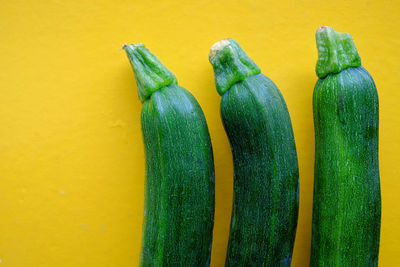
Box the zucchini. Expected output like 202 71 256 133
209 39 299 266
124 44 215 266
310 27 381 266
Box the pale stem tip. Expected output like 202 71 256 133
209 39 231 60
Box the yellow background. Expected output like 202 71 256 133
1 0 399 266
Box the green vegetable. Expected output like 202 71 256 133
310 27 381 266
209 39 299 266
124 44 215 267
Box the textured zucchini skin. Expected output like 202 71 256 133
209 39 299 266
124 44 215 267
310 27 381 266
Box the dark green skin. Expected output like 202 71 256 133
140 84 215 267
222 74 299 267
311 67 381 266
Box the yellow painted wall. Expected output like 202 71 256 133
0 0 399 266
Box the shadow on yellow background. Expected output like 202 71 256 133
0 0 399 266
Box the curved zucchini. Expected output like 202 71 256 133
310 27 381 266
209 39 299 266
124 44 215 266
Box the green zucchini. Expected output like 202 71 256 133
124 44 215 266
310 27 381 266
209 39 299 266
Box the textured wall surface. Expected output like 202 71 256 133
0 0 399 266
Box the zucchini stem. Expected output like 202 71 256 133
209 39 260 95
315 26 361 78
123 44 177 102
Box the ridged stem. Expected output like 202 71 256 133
123 44 177 103
315 26 361 78
209 39 261 95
